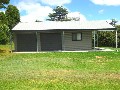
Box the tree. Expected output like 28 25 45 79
116 25 120 31
0 12 8 25
0 1 20 44
69 17 80 21
96 19 119 47
5 5 20 30
35 20 42 22
0 0 9 9
97 31 115 47
109 19 118 27
116 25 120 47
47 6 70 21
0 24 10 44
0 0 9 45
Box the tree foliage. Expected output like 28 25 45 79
116 25 120 47
116 25 120 31
70 17 80 21
0 0 20 44
47 6 70 21
0 0 9 9
97 31 116 47
0 12 8 25
109 19 118 27
97 24 120 47
5 5 20 29
0 24 10 44
95 19 120 47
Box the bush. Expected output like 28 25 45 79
0 24 10 44
98 31 116 47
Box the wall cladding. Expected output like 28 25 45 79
63 31 92 51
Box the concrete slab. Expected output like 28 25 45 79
13 48 114 53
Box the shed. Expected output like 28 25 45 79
12 21 116 52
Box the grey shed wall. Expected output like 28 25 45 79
62 31 92 51
14 30 92 52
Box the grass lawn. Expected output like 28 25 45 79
0 47 120 90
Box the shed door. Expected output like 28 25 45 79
17 33 37 51
40 33 62 51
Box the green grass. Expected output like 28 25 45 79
0 49 120 89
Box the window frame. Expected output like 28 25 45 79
72 33 82 41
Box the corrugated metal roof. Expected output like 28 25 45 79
12 20 116 31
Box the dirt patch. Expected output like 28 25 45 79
0 49 11 53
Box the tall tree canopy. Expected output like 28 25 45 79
5 5 20 29
0 12 8 25
0 0 20 44
109 19 118 27
0 0 9 9
47 6 70 21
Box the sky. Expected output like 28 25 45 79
9 0 120 23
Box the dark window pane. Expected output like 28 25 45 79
72 33 82 41
72 33 77 40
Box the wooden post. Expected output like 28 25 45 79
116 30 118 48
97 31 98 47
10 32 12 53
93 30 96 50
36 32 38 52
62 31 65 51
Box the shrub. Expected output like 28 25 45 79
0 24 10 44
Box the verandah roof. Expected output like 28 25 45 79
12 20 116 31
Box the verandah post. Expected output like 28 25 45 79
93 30 96 50
97 31 98 47
10 32 12 53
116 30 118 48
36 32 39 52
62 31 65 51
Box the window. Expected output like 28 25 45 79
72 33 82 41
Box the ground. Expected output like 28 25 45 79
0 45 120 90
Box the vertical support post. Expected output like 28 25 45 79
62 31 65 51
36 32 38 52
39 33 41 51
14 34 17 52
97 31 98 47
93 30 96 50
116 30 118 48
10 32 12 53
